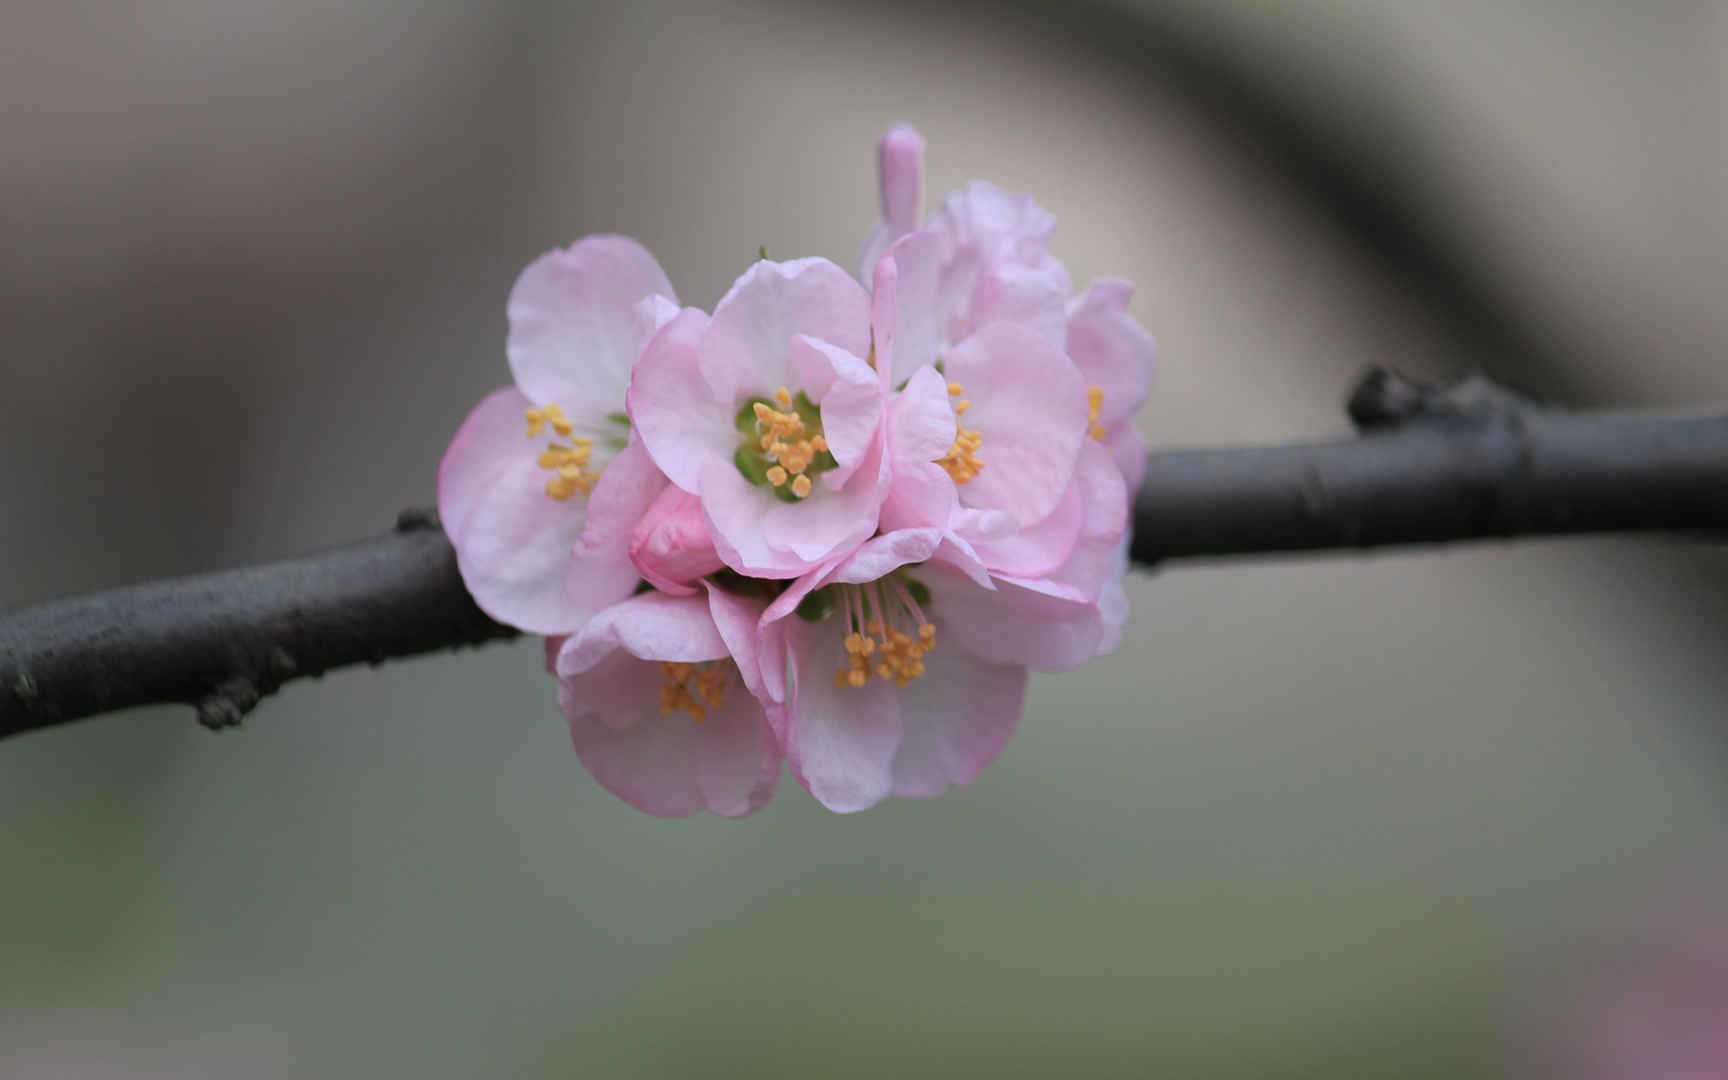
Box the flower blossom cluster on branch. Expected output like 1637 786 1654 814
437 127 1156 816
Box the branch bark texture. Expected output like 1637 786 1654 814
4 371 1725 740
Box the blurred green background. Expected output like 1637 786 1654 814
3 1 1726 1075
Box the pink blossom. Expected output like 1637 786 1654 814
874 234 1092 531
758 515 1118 813
627 258 889 578
437 236 677 634
554 587 781 818
862 126 1156 497
439 129 1154 818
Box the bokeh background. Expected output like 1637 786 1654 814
3 1 1726 1075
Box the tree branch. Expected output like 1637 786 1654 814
4 370 1726 740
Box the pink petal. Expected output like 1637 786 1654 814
555 591 728 678
438 386 537 541
888 363 958 465
439 393 600 635
702 582 772 703
788 333 883 476
890 648 1026 799
561 650 706 817
871 231 943 390
543 635 567 674
569 437 669 604
927 179 1061 343
705 258 870 396
820 526 945 586
759 430 888 566
1109 425 1147 498
700 459 813 579
945 323 1089 524
784 614 902 813
1044 439 1131 599
972 258 1072 348
693 688 781 818
559 644 777 820
627 306 734 493
928 179 1056 266
507 235 677 409
880 459 960 533
1066 278 1155 430
926 565 1103 671
1095 541 1131 657
960 475 1082 579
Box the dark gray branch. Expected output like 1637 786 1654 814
4 370 1726 741
1130 369 1728 563
1 510 516 741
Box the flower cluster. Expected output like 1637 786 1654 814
439 126 1154 815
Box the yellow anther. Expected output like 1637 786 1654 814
540 402 576 437
947 382 964 397
694 667 728 708
1087 385 1108 442
658 661 722 722
833 579 939 693
529 406 602 502
937 412 984 484
750 389 833 496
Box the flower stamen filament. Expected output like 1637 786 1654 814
832 577 937 690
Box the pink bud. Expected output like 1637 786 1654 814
629 486 724 595
878 124 925 233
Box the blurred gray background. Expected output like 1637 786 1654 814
3 1 1725 1075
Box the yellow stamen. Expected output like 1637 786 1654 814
541 401 575 437
658 661 725 723
750 390 827 498
527 402 605 501
947 382 964 397
936 410 983 485
1086 385 1108 441
833 581 939 692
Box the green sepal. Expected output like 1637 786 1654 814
796 587 836 622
